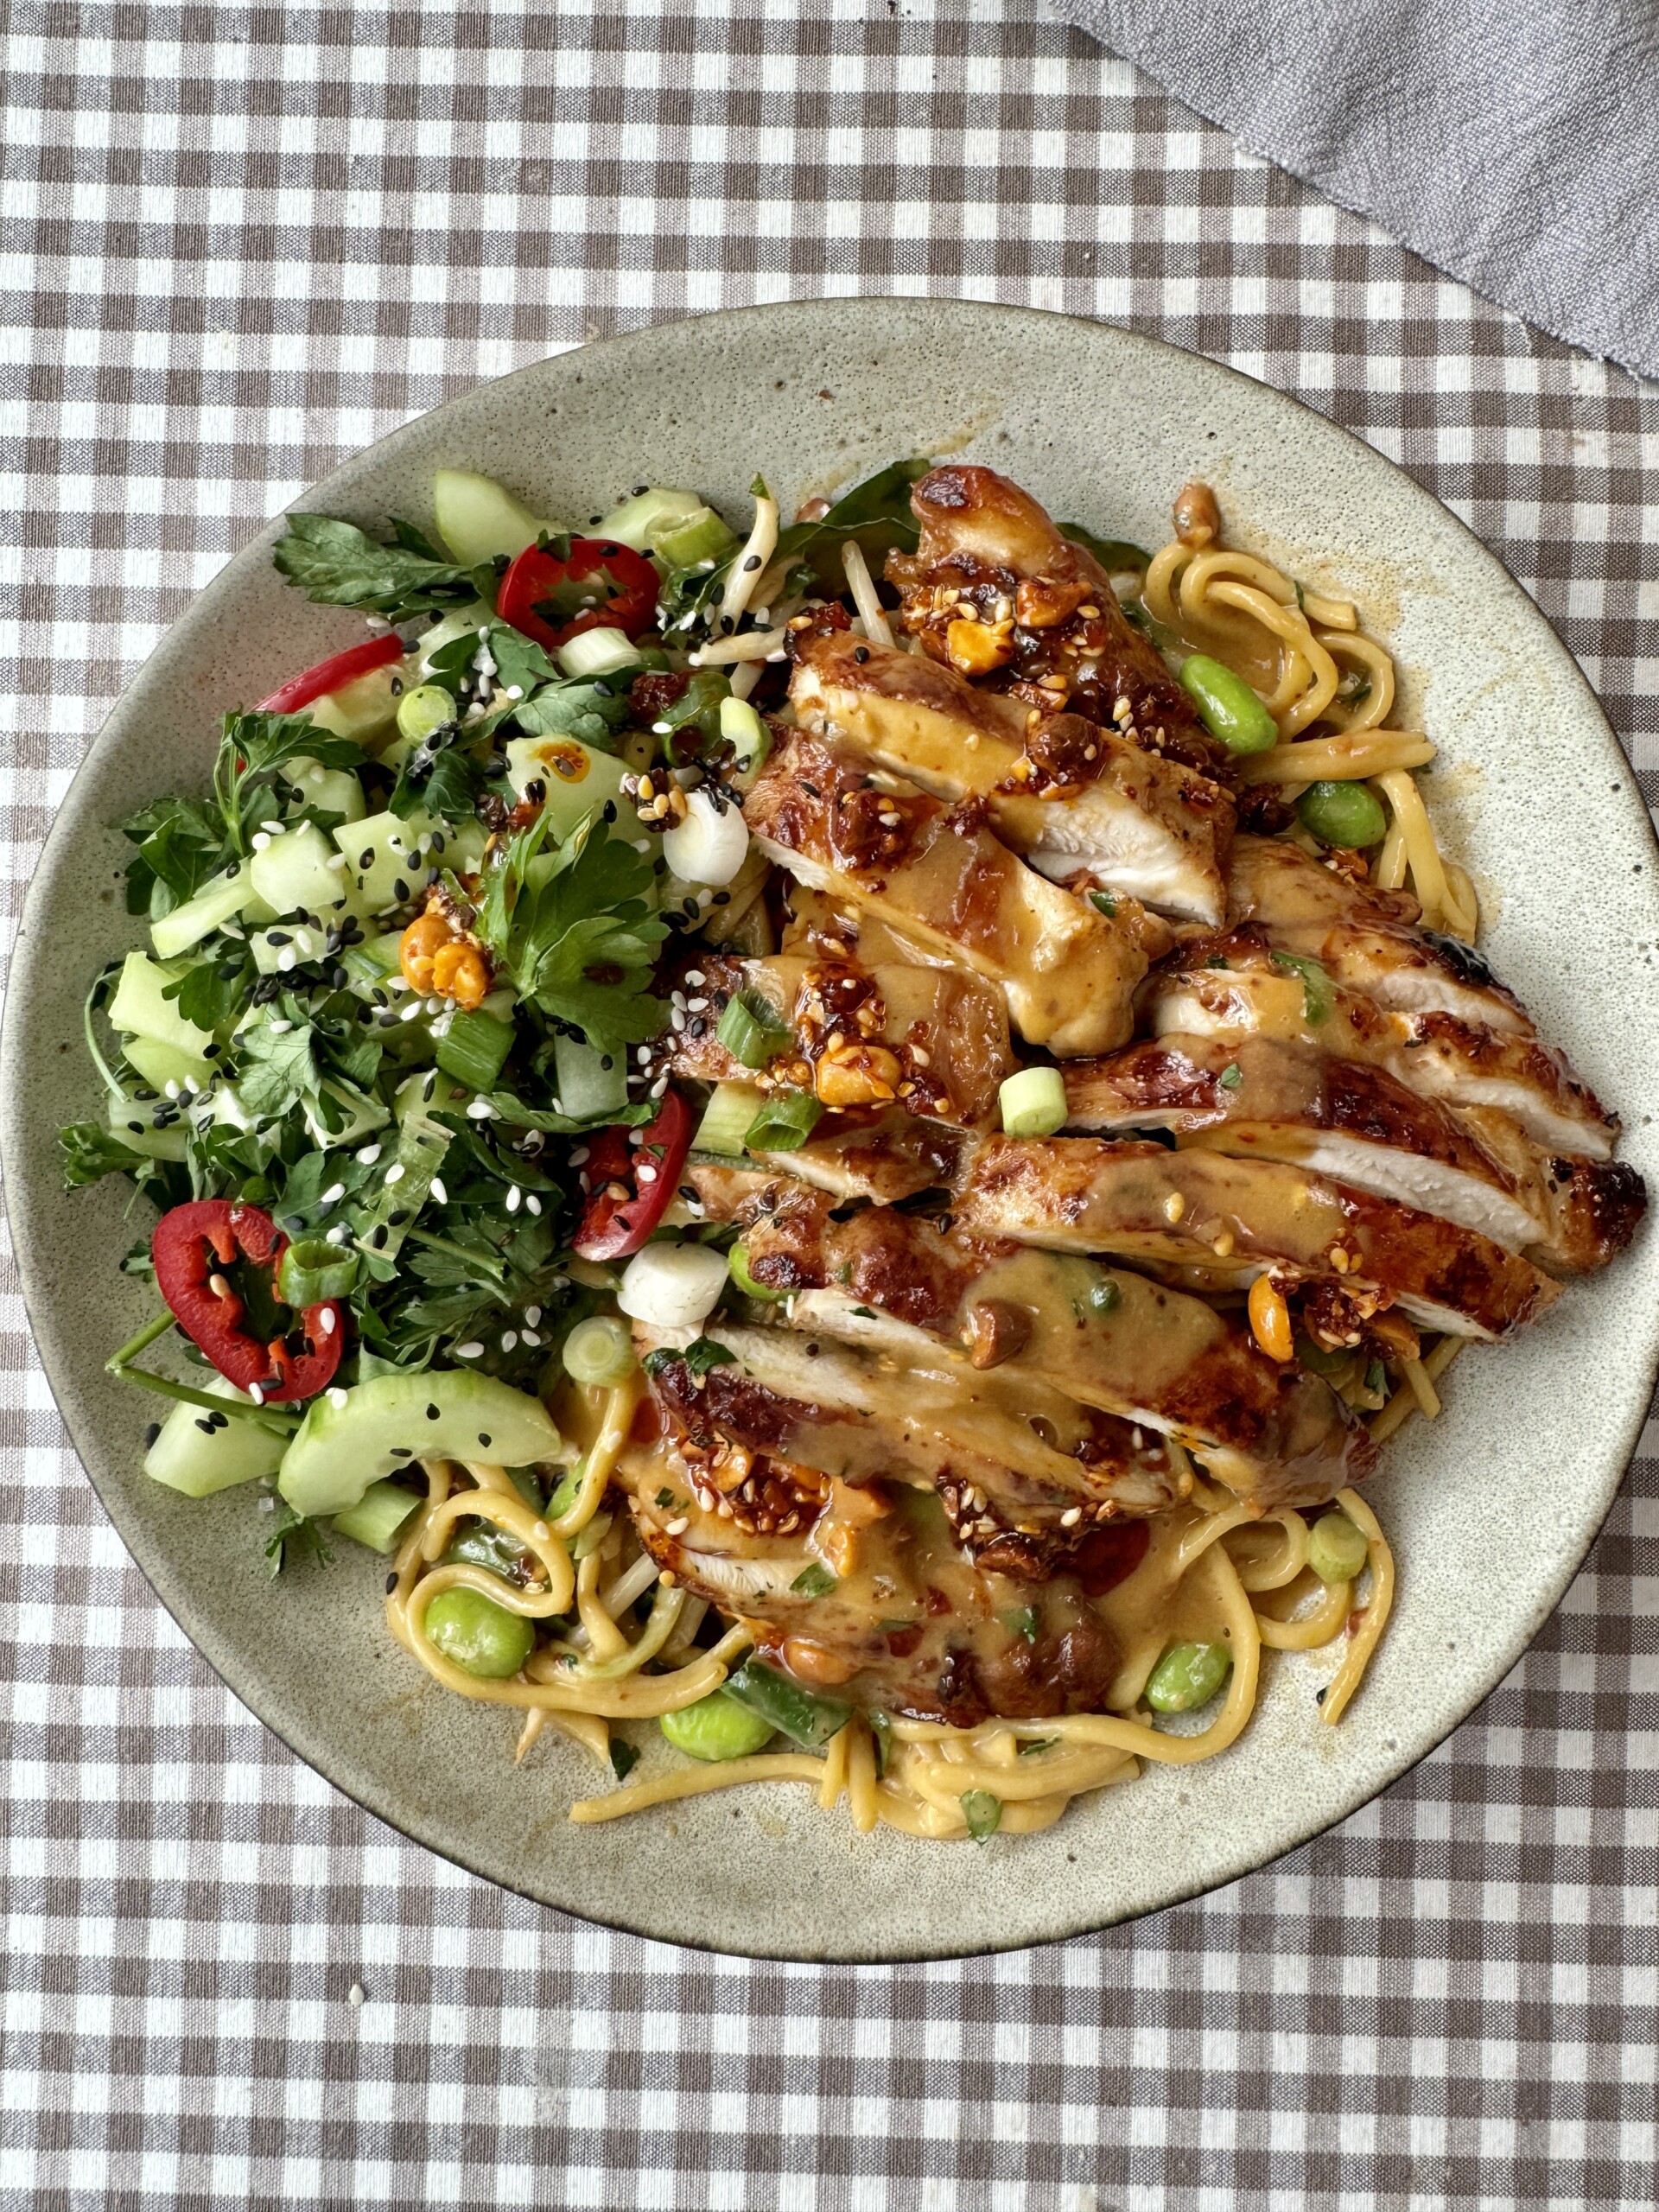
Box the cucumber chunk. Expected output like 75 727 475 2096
285 754 367 823
105 1096 189 1162
332 809 436 912
251 923 330 976
145 1376 288 1498
277 1370 563 1517
302 661 404 750
331 1478 421 1553
594 486 710 554
122 1035 213 1094
433 468 551 566
503 734 631 842
552 1031 628 1120
150 869 260 960
251 821 361 921
107 950 214 1058
556 626 643 681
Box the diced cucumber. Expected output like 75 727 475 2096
302 662 404 750
107 950 214 1056
105 1096 189 1162
331 1478 422 1553
251 923 330 976
332 810 435 912
149 869 259 960
285 754 367 823
145 1376 288 1498
123 1035 213 1094
504 734 631 841
553 1031 628 1120
556 626 642 681
432 817 488 875
340 931 404 989
695 1080 766 1158
594 486 712 554
278 1370 563 1517
251 821 361 921
433 468 552 566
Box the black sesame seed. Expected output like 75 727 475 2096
195 1418 215 1434
743 554 762 572
359 850 373 868
477 1433 492 1448
385 1572 398 1593
371 1225 388 1249
390 1446 413 1459
602 800 617 823
392 879 410 901
425 1403 440 1421
142 1422 162 1447
853 645 869 664
267 931 290 945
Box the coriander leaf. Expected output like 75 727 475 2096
484 621 562 696
390 516 454 563
263 1493 334 1578
512 675 632 750
483 1089 652 1134
609 1738 640 1782
213 710 367 856
165 952 251 1033
486 817 668 1055
59 1122 158 1189
123 795 226 916
272 512 493 624
682 1337 736 1376
237 1022 320 1121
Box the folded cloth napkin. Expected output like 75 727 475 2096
1048 0 1659 382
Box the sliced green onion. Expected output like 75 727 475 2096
722 1657 851 1751
720 695 772 786
960 1789 1002 1840
331 1478 420 1554
654 507 741 569
1000 1605 1039 1645
728 1240 787 1300
276 1237 359 1306
556 626 641 681
715 988 792 1070
693 1080 766 1159
395 683 458 747
999 1066 1067 1139
435 1007 514 1093
562 1315 637 1389
744 1087 823 1153
1307 1510 1369 1585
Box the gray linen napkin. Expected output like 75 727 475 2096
1047 0 1659 382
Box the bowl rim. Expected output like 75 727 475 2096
5 296 1656 1961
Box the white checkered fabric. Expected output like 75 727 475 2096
2 3 1655 2207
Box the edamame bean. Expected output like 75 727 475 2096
1306 1510 1369 1585
396 682 458 747
1179 654 1279 754
423 1586 534 1679
659 1688 776 1763
1145 1640 1232 1713
1296 779 1388 849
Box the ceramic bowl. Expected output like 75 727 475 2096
5 299 1656 1960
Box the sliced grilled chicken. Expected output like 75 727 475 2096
665 950 1012 1127
620 1452 1133 1726
742 726 1147 1055
791 632 1233 924
952 1136 1561 1341
734 1183 1376 1511
1226 834 1536 1035
1147 929 1617 1157
1061 1034 1645 1274
638 1321 1187 1529
884 463 1213 768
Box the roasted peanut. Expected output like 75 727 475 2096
945 616 1014 676
814 1041 901 1108
1173 480 1221 547
1248 1274 1294 1363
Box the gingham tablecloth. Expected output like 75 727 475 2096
3 4 1656 2208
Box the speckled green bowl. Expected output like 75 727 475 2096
4 300 1656 1961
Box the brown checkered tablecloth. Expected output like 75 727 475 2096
3 4 1656 2207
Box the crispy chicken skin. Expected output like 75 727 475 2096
664 949 1012 1127
952 1135 1561 1343
1148 926 1617 1157
886 464 1215 769
1225 835 1537 1035
733 1179 1376 1512
791 631 1234 924
1061 1033 1645 1274
741 726 1147 1056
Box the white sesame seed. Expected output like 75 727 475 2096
277 947 296 972
665 1516 690 1536
164 1079 181 1101
685 969 706 987
429 1176 448 1205
399 1001 423 1022
500 1330 518 1352
650 1074 669 1097
385 974 410 992
521 1326 541 1346
251 831 271 852
425 995 444 1015
385 1163 405 1185
636 1046 653 1065
686 996 709 1013
1060 1506 1083 1528
328 1388 348 1410
248 1382 264 1406
455 1341 484 1358
266 1018 293 1034
505 1185 522 1213
326 853 349 872
319 1307 337 1335
356 1143 381 1164
326 1224 350 1244
636 1162 658 1184
321 1182 345 1205
569 1147 589 1166
526 1194 542 1216
466 1099 495 1120
348 1984 365 2009
524 1305 542 1326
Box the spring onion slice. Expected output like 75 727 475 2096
744 1087 822 1153
715 988 792 1070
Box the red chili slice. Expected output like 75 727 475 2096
572 1089 694 1262
152 1198 344 1402
257 632 404 715
497 538 659 652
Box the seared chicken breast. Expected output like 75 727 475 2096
952 1135 1561 1342
791 631 1234 924
741 727 1147 1056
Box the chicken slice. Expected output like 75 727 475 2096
1061 1034 1645 1274
734 1182 1376 1512
1227 834 1537 1035
1148 929 1617 1157
791 631 1233 924
664 950 1011 1128
952 1135 1560 1342
741 726 1147 1056
884 462 1213 768
620 1452 1132 1726
637 1320 1186 1531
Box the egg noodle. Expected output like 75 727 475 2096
384 505 1459 1841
